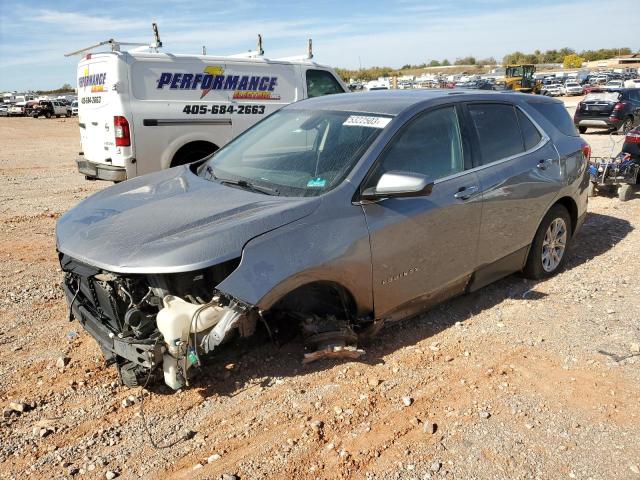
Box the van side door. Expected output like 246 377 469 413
463 102 562 281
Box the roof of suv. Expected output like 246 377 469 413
289 90 559 116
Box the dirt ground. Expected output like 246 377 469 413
0 99 639 480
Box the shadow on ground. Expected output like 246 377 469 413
147 211 632 398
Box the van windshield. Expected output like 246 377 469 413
199 109 389 197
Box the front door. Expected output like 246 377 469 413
361 105 482 320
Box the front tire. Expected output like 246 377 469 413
587 182 597 197
619 117 634 135
618 184 634 202
578 126 587 134
523 205 572 279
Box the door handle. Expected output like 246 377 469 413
454 185 478 200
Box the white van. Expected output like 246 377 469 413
74 48 348 181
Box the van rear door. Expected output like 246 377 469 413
77 55 124 166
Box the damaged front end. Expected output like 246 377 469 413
60 253 256 390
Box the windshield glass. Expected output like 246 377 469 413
585 92 620 102
199 109 389 197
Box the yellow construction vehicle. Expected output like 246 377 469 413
504 64 541 93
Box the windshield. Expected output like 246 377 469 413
199 109 389 197
585 92 621 102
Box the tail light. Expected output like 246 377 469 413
613 102 624 111
626 131 640 144
114 116 131 147
582 143 591 161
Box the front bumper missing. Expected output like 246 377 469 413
62 281 162 369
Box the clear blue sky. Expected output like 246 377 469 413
0 0 637 91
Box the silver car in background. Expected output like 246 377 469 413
56 90 590 389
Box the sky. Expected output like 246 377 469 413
0 0 637 91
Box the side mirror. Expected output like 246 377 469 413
361 171 434 200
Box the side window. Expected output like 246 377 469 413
468 103 524 164
517 109 542 150
306 70 344 98
373 106 464 182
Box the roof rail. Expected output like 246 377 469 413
64 23 163 57
227 34 265 59
273 39 314 62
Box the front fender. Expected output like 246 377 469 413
216 200 373 316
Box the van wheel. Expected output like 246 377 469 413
44 112 51 119
578 126 587 134
523 205 572 280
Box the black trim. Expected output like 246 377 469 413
143 118 232 127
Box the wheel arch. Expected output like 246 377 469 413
170 140 218 168
264 280 360 323
553 195 578 235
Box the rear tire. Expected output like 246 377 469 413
523 205 572 280
44 112 51 119
619 117 634 135
578 126 587 134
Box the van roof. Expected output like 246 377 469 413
83 50 327 67
287 90 560 116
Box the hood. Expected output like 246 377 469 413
56 166 319 273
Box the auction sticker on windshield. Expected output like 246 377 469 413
343 115 392 129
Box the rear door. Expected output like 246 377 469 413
77 55 121 165
464 102 562 267
361 105 482 320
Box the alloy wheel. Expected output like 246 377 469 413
541 218 567 272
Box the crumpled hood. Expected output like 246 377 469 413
56 166 319 273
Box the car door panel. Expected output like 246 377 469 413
475 140 561 266
362 171 482 320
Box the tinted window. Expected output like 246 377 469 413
468 104 524 164
306 70 344 98
517 109 542 150
528 101 578 136
373 106 464 181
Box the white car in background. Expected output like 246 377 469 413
563 82 583 96
604 80 624 89
624 78 640 88
544 84 564 97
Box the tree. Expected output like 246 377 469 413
563 54 585 69
441 59 451 66
428 60 441 67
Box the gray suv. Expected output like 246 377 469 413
56 90 590 389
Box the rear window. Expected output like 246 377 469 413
528 101 578 137
584 92 620 102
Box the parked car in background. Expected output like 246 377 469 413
70 100 78 116
0 105 8 117
563 82 583 96
574 89 640 134
56 90 590 389
32 100 71 118
625 79 640 88
605 80 624 89
583 84 602 95
7 102 26 116
542 84 564 97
